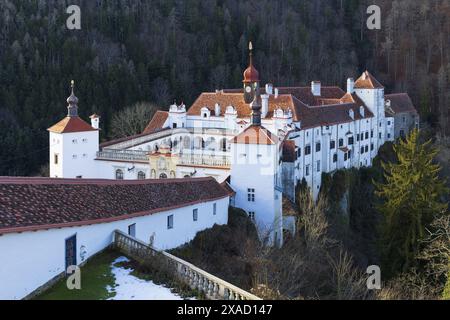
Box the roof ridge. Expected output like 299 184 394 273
0 176 215 185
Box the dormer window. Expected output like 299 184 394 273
201 107 210 118
359 106 365 118
349 109 355 120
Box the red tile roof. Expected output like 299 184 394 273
354 71 384 89
231 125 278 145
48 116 97 133
220 180 236 196
143 111 169 134
0 177 229 235
385 93 418 115
292 93 374 129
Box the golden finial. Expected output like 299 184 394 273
249 41 253 51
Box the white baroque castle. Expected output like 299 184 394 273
48 44 419 246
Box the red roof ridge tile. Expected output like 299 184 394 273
0 176 216 185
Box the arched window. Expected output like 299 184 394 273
183 136 191 149
194 137 204 149
159 173 168 179
115 169 124 180
184 175 191 178
206 137 216 150
137 171 146 180
220 138 227 152
151 169 156 179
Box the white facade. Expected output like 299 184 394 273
50 130 99 178
0 197 228 300
230 141 283 246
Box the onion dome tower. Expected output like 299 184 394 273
243 41 260 104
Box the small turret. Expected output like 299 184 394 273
67 80 79 117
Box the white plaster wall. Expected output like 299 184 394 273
230 142 282 244
0 197 228 300
50 131 99 179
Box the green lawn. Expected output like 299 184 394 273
35 249 120 300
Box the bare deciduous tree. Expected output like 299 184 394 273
110 102 159 139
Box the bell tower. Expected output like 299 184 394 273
243 41 260 104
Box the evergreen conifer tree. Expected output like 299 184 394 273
376 129 448 277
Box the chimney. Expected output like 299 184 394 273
90 114 100 129
311 81 321 96
214 103 221 116
265 83 273 95
274 88 279 99
347 78 355 94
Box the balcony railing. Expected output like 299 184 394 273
113 230 261 300
96 149 149 162
178 154 231 168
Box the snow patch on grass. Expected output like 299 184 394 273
107 256 185 300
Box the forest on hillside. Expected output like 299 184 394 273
0 0 449 175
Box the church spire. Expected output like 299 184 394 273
67 80 79 117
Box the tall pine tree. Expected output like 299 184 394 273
376 129 448 277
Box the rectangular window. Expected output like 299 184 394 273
357 134 360 142
306 165 310 176
338 139 344 147
316 142 321 152
379 132 382 139
344 153 348 161
167 215 174 229
348 136 354 145
361 147 365 154
128 224 136 237
193 209 198 221
54 153 59 165
247 188 255 202
213 203 217 215
371 143 374 151
371 130 374 138
316 160 321 172
173 123 177 129
333 154 337 163
330 141 336 150
365 145 369 153
365 132 369 140
297 148 301 157
305 145 311 155
248 212 255 221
